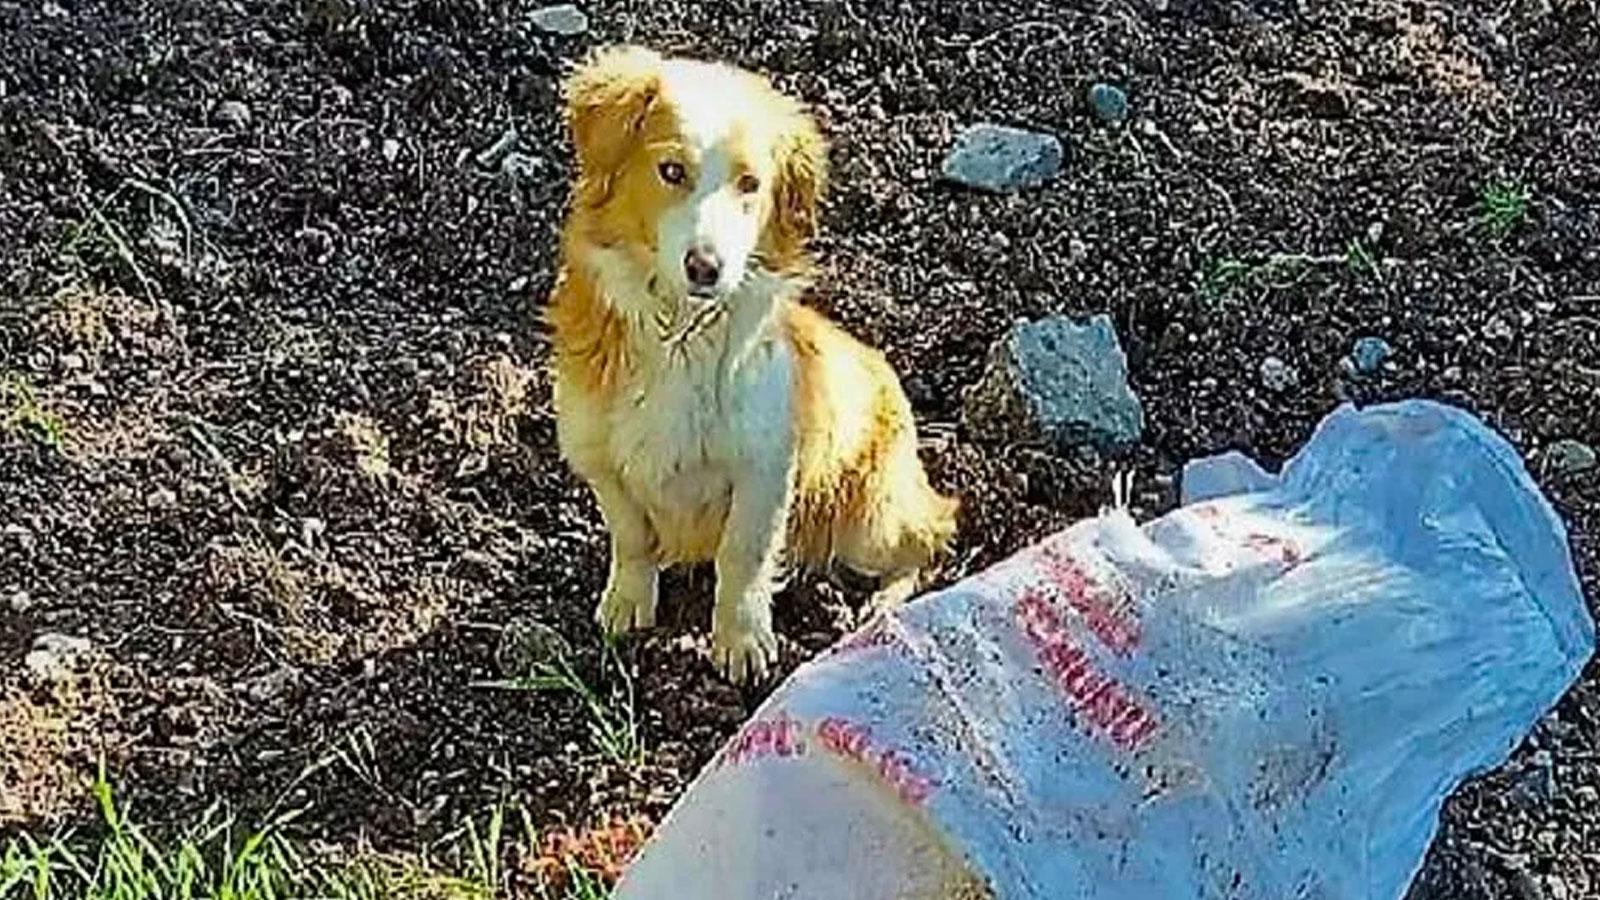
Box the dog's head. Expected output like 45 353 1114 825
564 46 827 304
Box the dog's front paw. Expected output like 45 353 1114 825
595 569 657 636
711 601 777 685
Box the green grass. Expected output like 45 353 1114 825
1198 253 1310 300
1199 256 1254 297
1343 237 1380 278
549 869 607 900
1477 178 1531 240
0 373 68 450
474 644 642 769
1200 239 1397 301
0 764 614 900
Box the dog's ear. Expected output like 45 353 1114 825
564 46 663 189
767 110 828 269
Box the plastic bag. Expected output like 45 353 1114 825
616 401 1595 900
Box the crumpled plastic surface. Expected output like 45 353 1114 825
616 401 1595 900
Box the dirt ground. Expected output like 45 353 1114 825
2 0 1597 896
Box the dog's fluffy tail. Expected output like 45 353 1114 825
913 484 961 563
881 464 960 575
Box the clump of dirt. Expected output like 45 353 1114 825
1 638 124 824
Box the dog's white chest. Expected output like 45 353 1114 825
608 333 795 544
613 361 724 480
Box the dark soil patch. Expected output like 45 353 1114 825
2 0 1597 896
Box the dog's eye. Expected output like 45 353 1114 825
737 173 761 195
658 161 686 185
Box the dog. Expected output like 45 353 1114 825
546 46 958 683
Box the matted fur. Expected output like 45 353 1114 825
547 46 957 683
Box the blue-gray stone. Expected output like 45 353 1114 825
941 124 1064 193
963 314 1144 451
1087 83 1129 124
1350 336 1393 375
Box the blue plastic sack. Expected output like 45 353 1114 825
617 401 1594 900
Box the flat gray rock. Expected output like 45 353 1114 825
963 314 1144 452
530 3 588 35
941 124 1063 193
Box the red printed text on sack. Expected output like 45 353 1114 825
1015 590 1160 751
1034 540 1142 655
719 712 809 767
815 716 938 806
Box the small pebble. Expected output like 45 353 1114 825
1508 867 1544 900
214 100 252 130
1350 336 1393 375
495 617 572 676
475 125 520 168
529 3 588 35
1260 356 1299 393
1512 750 1556 808
1548 439 1597 475
1087 83 1129 124
8 590 32 613
382 138 401 163
146 487 178 510
241 668 299 703
501 152 542 182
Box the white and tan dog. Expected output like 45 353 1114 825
547 47 958 683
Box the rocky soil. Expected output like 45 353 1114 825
2 1 1597 896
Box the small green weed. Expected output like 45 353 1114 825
548 866 609 900
1344 237 1380 278
0 373 68 450
1199 254 1309 300
477 645 643 768
1477 179 1531 240
1200 256 1253 297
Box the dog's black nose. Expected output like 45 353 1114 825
684 249 721 289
